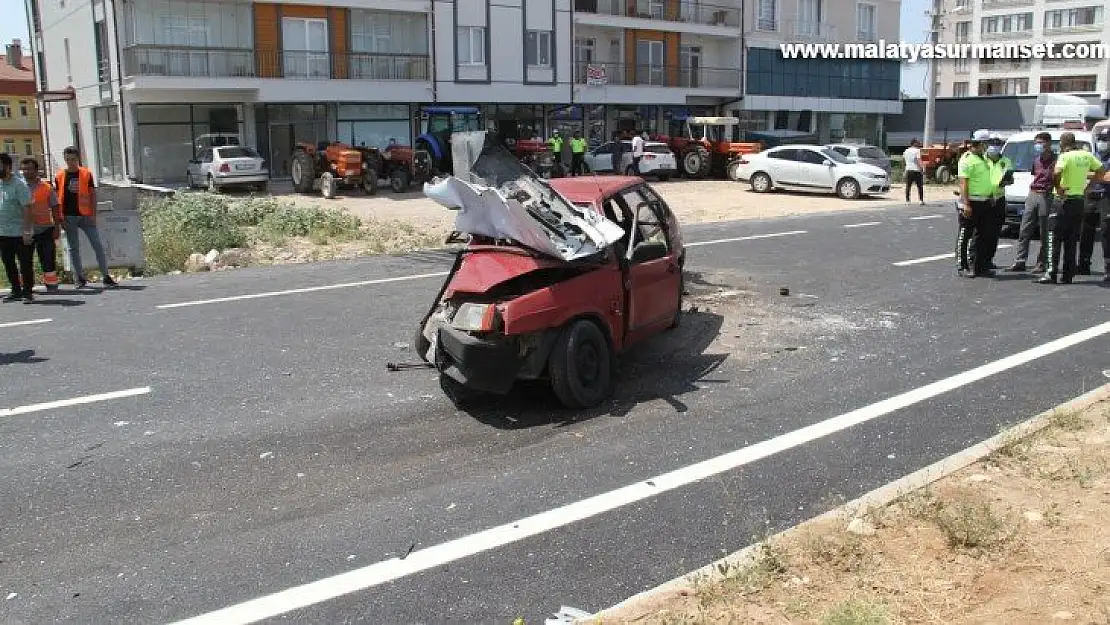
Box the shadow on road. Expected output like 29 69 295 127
0 349 47 365
27 298 85 307
456 308 727 429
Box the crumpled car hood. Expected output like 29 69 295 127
423 132 625 261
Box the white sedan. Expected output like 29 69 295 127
731 144 890 199
583 140 678 181
187 145 269 192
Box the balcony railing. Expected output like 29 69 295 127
981 29 1033 39
1043 22 1104 35
573 0 740 28
786 19 838 41
574 62 740 89
122 46 430 81
981 0 1033 9
978 61 1031 73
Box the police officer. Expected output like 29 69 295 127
1077 127 1110 278
1038 131 1107 285
548 130 564 172
983 132 1014 270
955 129 1000 278
569 131 588 176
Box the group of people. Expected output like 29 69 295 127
0 146 116 303
954 128 1109 283
546 128 650 177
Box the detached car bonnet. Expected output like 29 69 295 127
423 132 625 261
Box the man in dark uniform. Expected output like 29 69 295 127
956 130 1000 278
1077 127 1110 278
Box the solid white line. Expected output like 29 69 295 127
156 272 451 309
684 230 807 248
843 221 881 228
893 244 1013 267
909 214 943 220
0 318 51 329
165 319 1110 625
0 387 151 418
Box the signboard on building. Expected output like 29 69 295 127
62 208 147 274
585 65 608 86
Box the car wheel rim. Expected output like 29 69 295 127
754 176 767 191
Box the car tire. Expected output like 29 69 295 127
207 175 220 194
657 175 670 182
255 181 268 193
548 319 614 409
750 172 772 193
836 177 861 200
669 269 684 330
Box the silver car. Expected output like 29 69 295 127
826 144 891 176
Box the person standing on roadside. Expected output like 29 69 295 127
20 158 61 292
903 139 924 205
1008 132 1054 273
610 130 625 175
630 129 645 176
1077 126 1110 277
569 130 588 176
983 132 1014 270
1038 132 1107 284
955 129 999 278
0 153 34 303
56 146 116 288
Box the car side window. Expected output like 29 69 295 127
797 150 827 165
619 188 668 263
832 146 850 156
595 142 613 155
202 149 214 163
768 149 797 161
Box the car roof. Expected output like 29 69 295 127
765 144 827 152
1004 130 1093 142
548 176 643 203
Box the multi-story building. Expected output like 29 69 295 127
0 40 43 163
25 0 900 185
935 0 1110 98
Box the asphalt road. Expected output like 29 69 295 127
2 197 1109 625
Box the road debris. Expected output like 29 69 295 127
259 452 273 460
386 362 435 372
545 606 592 624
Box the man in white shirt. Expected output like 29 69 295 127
630 131 646 175
903 139 924 205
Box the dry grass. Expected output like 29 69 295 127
590 398 1110 625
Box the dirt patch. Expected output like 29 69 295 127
587 400 1110 625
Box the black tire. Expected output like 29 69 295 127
669 270 684 330
657 175 670 182
750 172 772 193
681 144 712 178
362 171 378 196
255 181 267 193
291 151 316 194
836 177 861 200
391 169 411 193
548 319 614 409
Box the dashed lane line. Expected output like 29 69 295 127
893 244 1013 267
0 318 51 329
684 230 808 248
1 387 152 418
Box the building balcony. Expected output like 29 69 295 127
1042 23 1104 35
981 0 1033 9
981 30 1034 40
573 62 739 89
573 0 740 30
785 19 838 41
978 61 1032 73
122 46 431 82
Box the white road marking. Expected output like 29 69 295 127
893 244 1013 267
910 214 943 221
0 318 51 329
156 272 451 309
165 319 1110 625
684 230 807 248
0 387 151 418
843 221 881 228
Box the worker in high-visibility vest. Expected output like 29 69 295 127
955 129 999 278
55 145 116 288
547 130 564 170
19 157 61 292
569 131 588 176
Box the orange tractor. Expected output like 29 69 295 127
291 141 382 198
920 142 967 184
656 116 761 179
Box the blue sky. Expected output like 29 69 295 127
2 1 930 97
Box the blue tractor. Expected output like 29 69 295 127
414 106 485 176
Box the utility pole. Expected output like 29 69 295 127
922 0 942 147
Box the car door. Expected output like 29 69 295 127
616 186 681 343
587 142 614 172
795 148 836 191
191 148 213 182
765 148 799 185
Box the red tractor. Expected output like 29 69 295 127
514 138 562 178
380 142 434 193
291 141 381 198
657 116 761 179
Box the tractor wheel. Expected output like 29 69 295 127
935 165 952 184
391 169 411 193
681 145 712 179
320 172 337 199
362 171 378 196
291 151 316 194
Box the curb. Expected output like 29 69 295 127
583 383 1110 623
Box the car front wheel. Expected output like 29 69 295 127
836 177 861 200
549 319 614 409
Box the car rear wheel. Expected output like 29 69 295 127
549 319 613 409
750 172 772 193
836 177 861 200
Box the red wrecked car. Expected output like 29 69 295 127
415 133 685 408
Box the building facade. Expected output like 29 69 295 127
934 0 1110 98
26 0 901 185
0 40 43 164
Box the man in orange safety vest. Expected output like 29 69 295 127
55 146 116 288
20 157 61 292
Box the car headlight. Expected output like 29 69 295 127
452 302 497 332
866 172 886 179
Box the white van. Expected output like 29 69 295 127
1000 129 1092 233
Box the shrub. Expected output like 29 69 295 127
258 205 363 245
228 196 286 227
141 192 247 273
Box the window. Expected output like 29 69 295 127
525 30 552 67
282 17 329 78
349 10 428 54
1040 75 1098 92
768 148 798 160
954 21 971 42
621 188 668 256
1003 139 1091 170
978 77 1028 95
24 140 34 156
981 12 1032 34
215 146 259 158
122 0 253 49
93 105 124 181
797 149 828 164
19 100 29 116
2 140 13 154
457 26 486 65
636 39 665 85
798 0 822 35
574 37 595 64
953 82 969 96
831 146 850 156
1044 6 1103 29
63 38 72 82
857 3 876 41
756 0 776 30
0 102 9 118
980 58 1031 71
954 58 970 73
94 19 111 83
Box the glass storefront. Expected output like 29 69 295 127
821 113 882 145
254 104 333 178
336 104 412 151
606 105 659 138
134 103 243 184
484 104 545 149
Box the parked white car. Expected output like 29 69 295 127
732 144 890 199
582 140 678 181
1000 129 1092 233
187 145 269 192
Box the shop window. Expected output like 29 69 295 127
1039 75 1097 93
134 103 245 183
